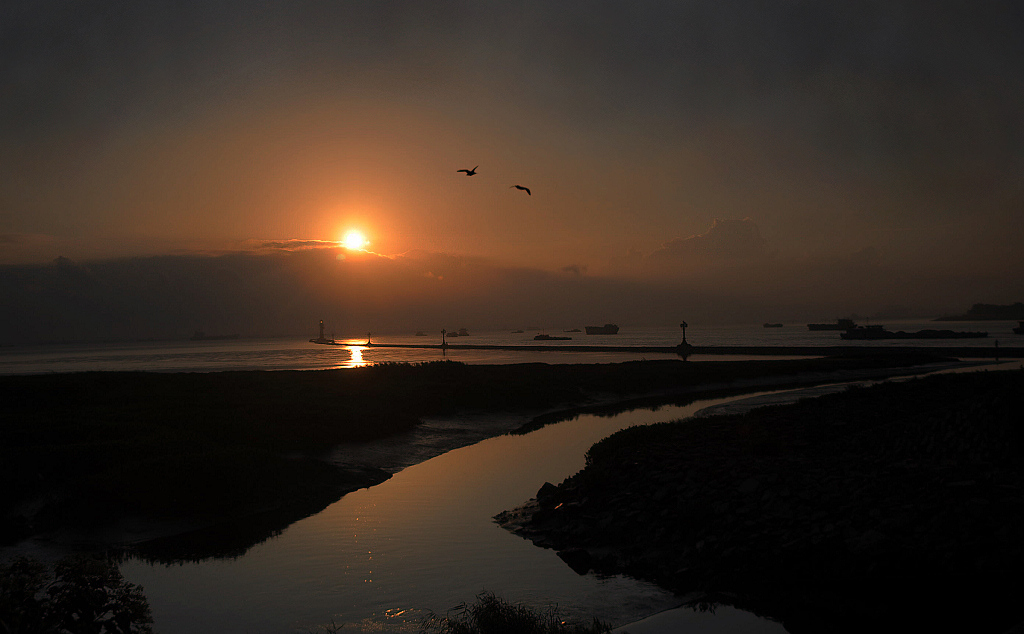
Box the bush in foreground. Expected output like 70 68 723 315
0 556 153 634
420 592 611 634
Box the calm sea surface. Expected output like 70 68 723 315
1 320 1018 375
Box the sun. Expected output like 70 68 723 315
341 230 368 250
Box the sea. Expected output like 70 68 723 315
0 319 1018 375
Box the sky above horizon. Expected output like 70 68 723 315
3 1 1024 331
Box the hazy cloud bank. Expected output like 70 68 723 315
0 248 652 344
645 218 769 277
1 239 1019 346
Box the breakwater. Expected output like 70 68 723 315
323 341 1023 359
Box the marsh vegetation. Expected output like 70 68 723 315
419 592 612 634
0 555 153 634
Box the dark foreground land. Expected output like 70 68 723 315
498 368 1024 633
1 354 955 558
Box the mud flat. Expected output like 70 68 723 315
0 354 963 560
498 368 1024 633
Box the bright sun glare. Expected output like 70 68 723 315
341 230 368 250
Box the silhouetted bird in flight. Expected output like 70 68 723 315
510 185 531 195
457 166 479 176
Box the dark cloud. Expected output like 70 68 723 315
0 248 722 344
248 239 341 251
1 243 1016 345
647 218 768 274
0 1 472 141
847 246 881 268
5 2 1023 147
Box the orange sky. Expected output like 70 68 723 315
2 2 1023 337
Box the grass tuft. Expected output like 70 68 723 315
420 592 612 634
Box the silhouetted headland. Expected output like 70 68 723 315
935 302 1024 321
840 325 988 340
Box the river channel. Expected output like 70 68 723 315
116 388 809 634
69 360 1020 632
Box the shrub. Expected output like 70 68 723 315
0 556 153 634
420 592 611 634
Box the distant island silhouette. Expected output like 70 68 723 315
935 302 1024 321
840 326 987 340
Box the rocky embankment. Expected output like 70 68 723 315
497 369 1024 633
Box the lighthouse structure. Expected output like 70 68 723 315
677 320 693 359
309 320 336 345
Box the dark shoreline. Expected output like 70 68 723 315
1 354 962 560
497 368 1024 633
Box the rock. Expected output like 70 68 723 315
536 482 559 507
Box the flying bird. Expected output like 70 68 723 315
457 166 479 176
509 185 531 195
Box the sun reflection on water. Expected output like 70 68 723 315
332 341 372 367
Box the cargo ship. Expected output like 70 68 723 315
585 323 619 335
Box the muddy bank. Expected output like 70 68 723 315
1 355 956 559
498 368 1024 633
